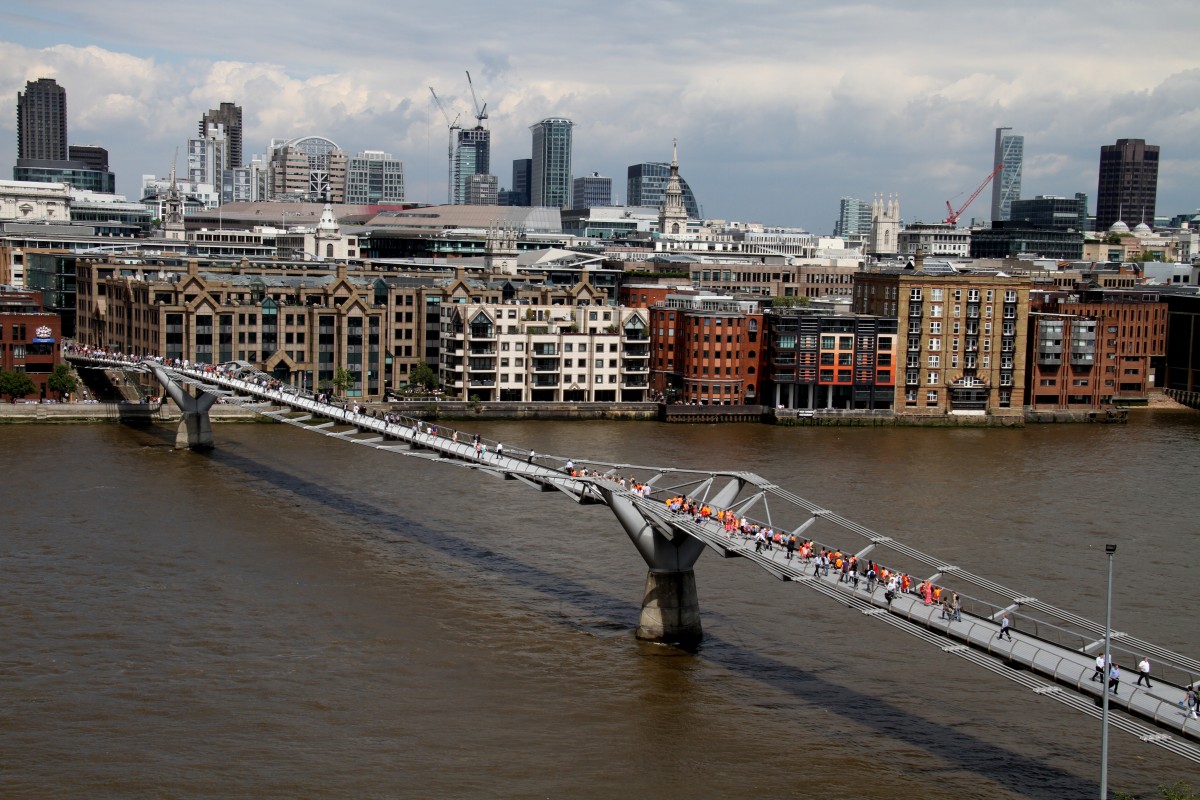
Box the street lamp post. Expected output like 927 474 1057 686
1100 543 1116 799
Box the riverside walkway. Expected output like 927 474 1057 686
69 351 1200 764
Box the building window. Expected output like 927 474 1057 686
926 390 938 404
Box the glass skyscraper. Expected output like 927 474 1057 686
530 118 573 208
990 127 1024 223
626 162 701 219
453 128 491 205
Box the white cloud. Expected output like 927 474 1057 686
2 1 1198 227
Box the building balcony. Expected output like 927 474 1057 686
467 359 496 372
533 376 559 388
468 378 495 388
468 346 496 356
621 361 649 373
622 377 649 387
533 358 560 372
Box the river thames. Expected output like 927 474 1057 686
2 411 1198 798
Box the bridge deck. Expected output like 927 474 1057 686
69 352 1200 762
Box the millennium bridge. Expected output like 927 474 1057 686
67 350 1200 765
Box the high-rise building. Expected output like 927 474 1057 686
572 172 612 210
68 145 108 173
530 118 573 208
453 128 490 205
626 162 701 219
17 78 68 161
465 173 498 206
268 136 347 202
990 127 1024 223
1096 138 1159 232
511 159 532 206
835 197 874 237
1009 194 1088 231
345 150 405 205
200 103 243 169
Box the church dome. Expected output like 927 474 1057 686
1132 222 1152 237
1108 220 1130 234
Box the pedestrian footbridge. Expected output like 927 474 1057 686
68 352 1200 764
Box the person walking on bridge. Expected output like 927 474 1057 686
1091 654 1106 683
1136 656 1152 688
1108 663 1121 695
996 615 1013 641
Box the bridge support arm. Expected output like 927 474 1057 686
150 365 218 451
605 491 705 648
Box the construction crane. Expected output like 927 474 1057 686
465 70 488 128
429 87 461 205
943 163 1003 225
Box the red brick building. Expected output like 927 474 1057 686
1028 287 1167 408
650 292 765 405
0 286 63 400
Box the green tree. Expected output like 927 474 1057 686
0 370 37 403
47 364 78 401
772 295 811 308
409 362 439 391
332 367 355 397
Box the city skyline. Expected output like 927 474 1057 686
1 1 1197 229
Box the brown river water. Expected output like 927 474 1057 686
2 411 1198 798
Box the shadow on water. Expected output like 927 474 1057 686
170 430 1095 799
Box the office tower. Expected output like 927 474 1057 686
268 136 347 201
453 128 491 204
627 162 701 218
189 126 228 187
200 103 243 169
511 159 532 206
17 78 68 161
572 172 612 210
1009 194 1088 231
990 127 1024 223
68 145 108 172
1096 138 1159 232
345 150 405 204
835 197 874 237
465 173 498 205
530 118 573 208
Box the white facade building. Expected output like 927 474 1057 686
439 302 650 401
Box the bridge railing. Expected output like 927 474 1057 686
69 350 1200 693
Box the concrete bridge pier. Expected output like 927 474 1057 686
605 492 707 647
150 365 217 450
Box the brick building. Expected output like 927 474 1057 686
0 286 62 399
650 292 764 405
853 268 1030 417
1028 288 1167 408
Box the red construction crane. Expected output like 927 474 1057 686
943 163 1003 225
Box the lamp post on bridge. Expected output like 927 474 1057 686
1100 543 1116 799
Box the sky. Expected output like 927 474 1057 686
2 1 1198 233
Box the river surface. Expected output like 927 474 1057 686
2 412 1199 798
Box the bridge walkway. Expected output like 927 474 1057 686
68 352 1200 763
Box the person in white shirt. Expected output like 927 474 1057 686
1136 656 1152 688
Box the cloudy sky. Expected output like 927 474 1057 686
3 1 1197 231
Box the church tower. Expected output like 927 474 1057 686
163 159 187 242
314 202 342 260
868 192 900 258
658 140 688 238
